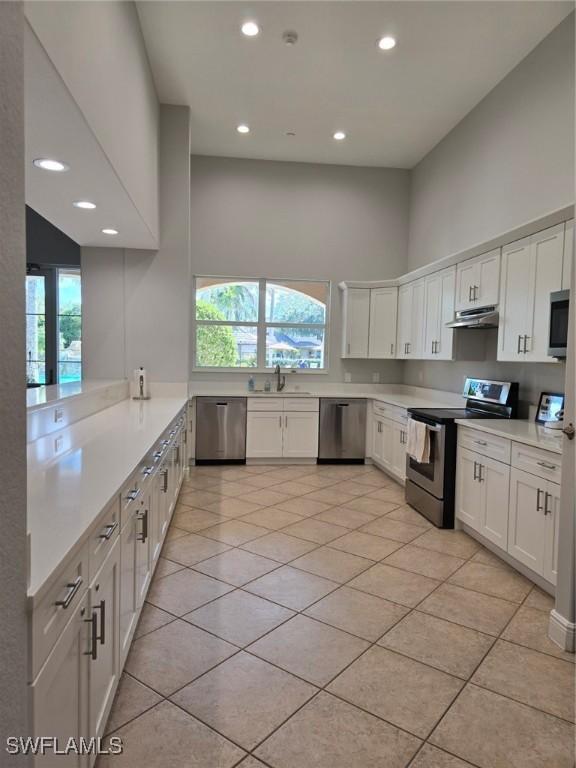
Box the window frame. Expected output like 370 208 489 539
192 275 331 373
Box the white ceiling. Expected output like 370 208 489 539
24 22 158 250
137 1 573 168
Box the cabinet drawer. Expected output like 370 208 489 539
31 543 89 679
283 397 319 412
458 428 511 464
372 401 407 424
120 472 143 529
88 497 121 583
248 397 285 411
511 442 562 483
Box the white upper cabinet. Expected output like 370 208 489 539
563 218 573 290
396 279 425 359
498 223 564 362
341 288 370 357
455 248 500 311
423 267 456 360
368 287 398 359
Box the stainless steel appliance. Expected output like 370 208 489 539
548 289 569 358
405 378 518 528
445 306 498 329
318 398 366 463
195 397 247 463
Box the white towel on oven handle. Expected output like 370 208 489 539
406 418 430 464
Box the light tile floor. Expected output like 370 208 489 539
100 463 575 768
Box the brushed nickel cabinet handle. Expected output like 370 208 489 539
536 488 544 512
517 335 522 354
85 611 98 661
537 460 557 470
98 521 118 540
544 492 552 516
55 576 83 608
473 461 478 481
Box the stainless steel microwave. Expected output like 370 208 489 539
548 289 569 358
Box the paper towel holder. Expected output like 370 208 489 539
132 366 151 400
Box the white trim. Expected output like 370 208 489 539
548 609 576 653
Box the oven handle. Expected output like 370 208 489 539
409 419 443 433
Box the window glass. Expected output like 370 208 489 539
196 278 259 322
265 326 325 369
58 269 82 383
195 325 258 368
266 280 327 324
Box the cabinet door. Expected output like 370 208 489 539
119 514 138 666
479 455 510 549
135 494 152 608
396 283 412 359
371 417 384 465
342 288 370 357
247 411 284 458
455 448 482 531
369 288 398 358
508 468 546 574
525 224 564 361
88 541 120 739
283 412 319 458
410 279 426 359
423 272 442 359
563 219 573 290
543 481 561 585
436 267 456 360
31 595 89 768
380 418 395 470
391 423 407 480
455 259 478 311
498 237 533 361
476 249 500 307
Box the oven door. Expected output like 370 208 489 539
406 419 446 499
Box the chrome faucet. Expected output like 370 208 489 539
274 364 286 392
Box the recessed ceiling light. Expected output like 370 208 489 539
102 228 118 235
378 36 397 51
241 21 260 37
333 131 346 141
73 200 96 210
33 158 69 172
237 124 250 134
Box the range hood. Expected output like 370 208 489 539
446 306 499 329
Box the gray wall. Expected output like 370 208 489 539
189 155 410 383
403 330 566 408
83 105 191 383
408 13 575 271
0 2 28 757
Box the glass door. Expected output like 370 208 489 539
26 270 54 386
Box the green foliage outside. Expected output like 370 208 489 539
196 300 237 366
59 305 81 348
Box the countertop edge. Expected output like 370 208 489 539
455 419 563 455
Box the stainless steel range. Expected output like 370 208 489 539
405 378 518 528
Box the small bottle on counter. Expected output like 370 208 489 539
248 375 255 392
264 379 271 392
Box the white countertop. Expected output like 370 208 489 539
27 396 187 598
188 383 464 411
455 419 563 455
27 379 124 412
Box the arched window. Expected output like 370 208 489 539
194 277 329 370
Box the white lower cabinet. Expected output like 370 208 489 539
30 408 188 763
371 412 406 481
508 468 560 584
88 540 120 741
247 407 319 459
31 594 89 767
457 426 561 588
283 412 319 458
456 447 509 548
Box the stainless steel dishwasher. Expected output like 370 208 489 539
195 397 247 463
318 398 366 462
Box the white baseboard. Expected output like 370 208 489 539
549 610 576 653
